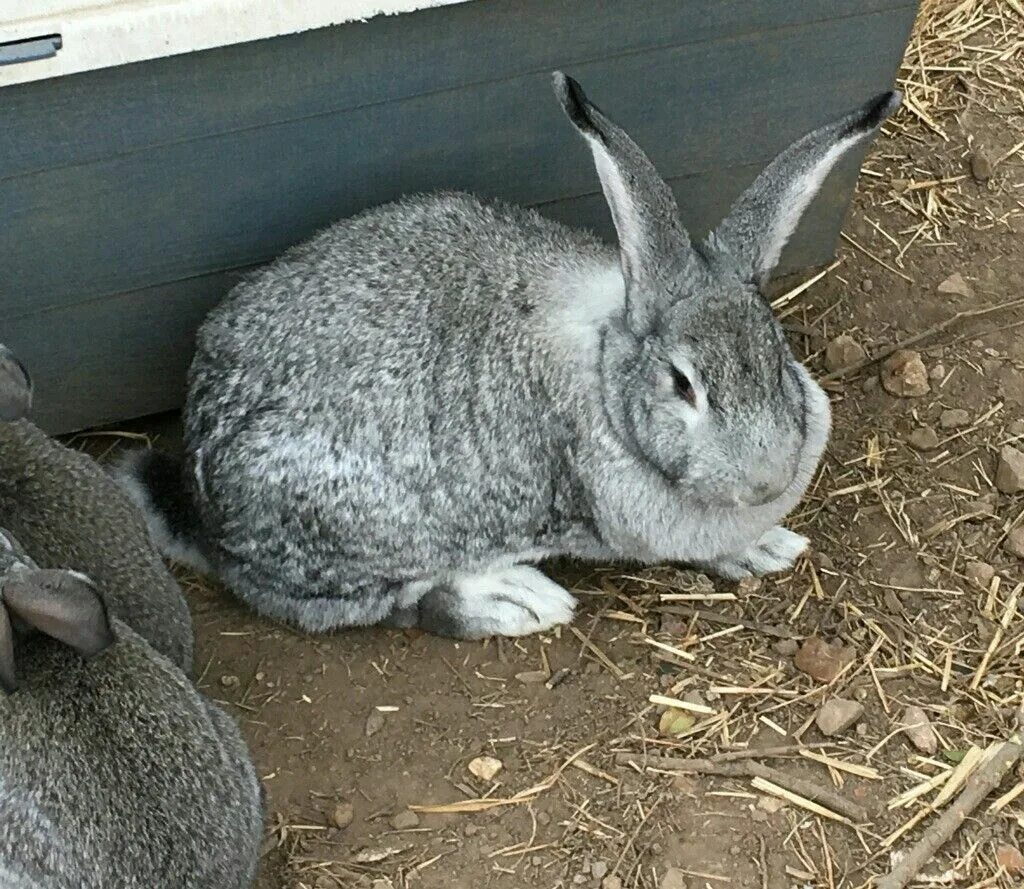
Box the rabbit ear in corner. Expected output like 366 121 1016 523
707 91 902 285
0 344 32 422
1 570 115 688
552 72 698 333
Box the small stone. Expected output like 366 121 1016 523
937 271 974 298
815 698 865 736
602 878 624 889
737 575 762 595
773 639 799 657
1008 419 1024 436
815 552 835 571
390 810 420 830
515 670 549 684
861 376 879 393
965 561 996 589
824 335 867 373
995 445 1024 494
1005 527 1024 560
900 705 938 755
757 794 787 813
468 756 503 782
331 802 354 830
365 710 386 738
908 426 940 452
592 862 609 880
996 844 1024 875
970 149 993 182
660 867 688 889
939 408 970 430
861 278 874 293
795 637 856 683
537 811 551 826
464 823 479 836
371 880 394 889
881 350 930 397
220 675 240 688
929 363 947 381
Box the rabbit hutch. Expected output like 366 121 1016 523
1 0 917 434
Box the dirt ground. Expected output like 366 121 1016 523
76 3 1024 887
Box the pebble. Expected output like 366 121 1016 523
965 561 995 590
1005 527 1024 560
365 710 386 738
929 363 947 381
331 802 354 830
815 697 865 736
824 335 867 373
220 675 240 688
908 426 940 452
970 149 993 182
937 271 974 298
660 867 689 889
795 637 856 683
737 575 763 595
515 670 549 684
602 878 624 889
900 705 938 755
881 350 930 397
390 810 420 830
592 862 609 880
1008 419 1024 436
861 278 874 293
996 844 1024 875
995 445 1024 494
939 408 970 430
773 639 799 657
468 756 503 782
861 376 879 393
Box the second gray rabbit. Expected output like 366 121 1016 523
118 75 899 640
0 349 263 889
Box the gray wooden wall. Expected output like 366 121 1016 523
0 0 917 433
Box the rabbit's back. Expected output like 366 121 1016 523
0 631 262 889
0 422 192 672
182 194 612 617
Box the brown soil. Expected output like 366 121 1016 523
79 3 1024 887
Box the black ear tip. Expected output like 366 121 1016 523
859 90 902 131
552 71 595 132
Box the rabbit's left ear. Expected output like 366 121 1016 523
1 570 115 683
707 91 901 285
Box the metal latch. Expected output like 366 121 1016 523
0 34 62 66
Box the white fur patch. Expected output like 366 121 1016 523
543 260 625 365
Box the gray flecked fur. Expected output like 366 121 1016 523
0 419 193 671
0 353 263 888
118 74 900 639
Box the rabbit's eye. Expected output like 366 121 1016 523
671 366 696 407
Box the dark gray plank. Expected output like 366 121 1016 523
12 155 860 435
0 0 913 180
1 4 915 320
4 271 241 434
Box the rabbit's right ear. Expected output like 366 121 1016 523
553 73 699 334
2 570 115 665
0 345 32 421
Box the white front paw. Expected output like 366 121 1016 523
450 566 577 637
706 526 808 579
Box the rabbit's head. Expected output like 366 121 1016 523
0 344 32 422
0 548 115 694
554 74 898 508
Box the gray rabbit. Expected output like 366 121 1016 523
0 347 263 888
117 75 899 640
